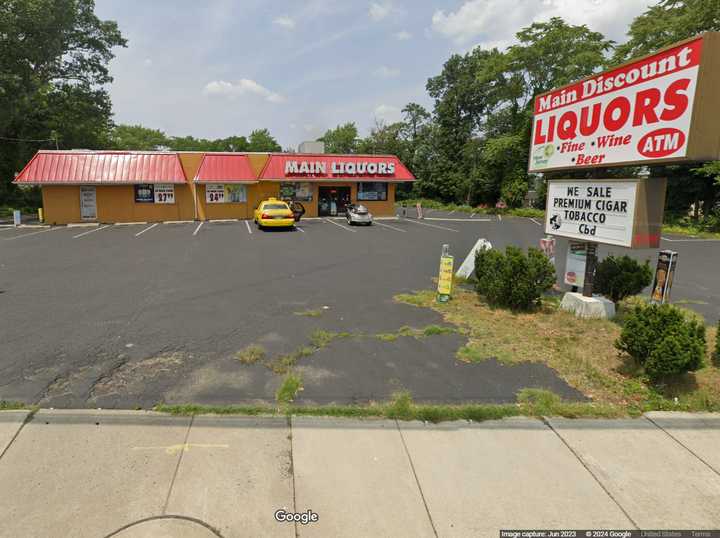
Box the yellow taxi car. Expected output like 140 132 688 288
253 198 296 229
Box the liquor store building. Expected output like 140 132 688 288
14 150 415 224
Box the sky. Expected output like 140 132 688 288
95 0 658 149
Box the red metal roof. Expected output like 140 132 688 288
13 151 186 184
260 154 415 181
194 154 257 182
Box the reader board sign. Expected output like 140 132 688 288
545 178 667 249
529 33 720 172
154 184 175 204
546 180 638 247
134 184 154 203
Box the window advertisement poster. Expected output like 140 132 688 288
651 250 678 304
154 184 175 204
529 37 705 171
134 184 155 203
80 186 97 220
279 182 312 201
546 180 638 247
206 184 225 203
564 242 587 288
224 184 247 203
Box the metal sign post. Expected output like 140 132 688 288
581 243 598 297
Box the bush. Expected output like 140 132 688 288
615 303 706 380
716 320 720 363
594 255 653 303
474 245 555 310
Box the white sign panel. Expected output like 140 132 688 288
529 37 703 171
80 186 96 220
455 238 492 279
206 184 225 203
545 180 638 247
154 184 175 204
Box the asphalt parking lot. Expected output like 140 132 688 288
1 213 718 408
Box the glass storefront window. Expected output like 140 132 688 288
357 182 388 201
280 182 313 201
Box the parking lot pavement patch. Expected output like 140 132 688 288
165 416 294 538
0 410 30 458
398 418 632 535
644 411 720 475
546 417 720 528
0 410 191 538
292 417 436 537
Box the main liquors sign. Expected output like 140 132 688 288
545 179 667 248
529 33 720 172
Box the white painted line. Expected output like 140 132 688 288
209 219 238 223
163 220 193 225
470 212 476 218
324 217 356 232
115 221 147 226
73 224 110 239
4 227 59 241
193 222 204 236
423 217 491 222
296 226 305 233
498 214 502 222
17 224 50 229
67 222 98 228
0 227 15 232
448 210 455 215
245 220 253 234
374 221 407 232
530 218 542 226
135 223 159 237
402 218 459 233
661 236 720 242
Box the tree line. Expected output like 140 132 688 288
1 0 719 218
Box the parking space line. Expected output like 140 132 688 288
423 217 491 222
498 214 502 222
296 226 305 233
135 223 159 237
115 221 147 226
530 218 542 226
402 218 459 233
374 221 406 232
324 218 356 232
193 222 204 236
470 212 476 218
245 221 252 234
72 225 110 239
209 219 238 223
4 227 59 241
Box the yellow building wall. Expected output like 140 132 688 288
42 186 81 225
177 152 205 220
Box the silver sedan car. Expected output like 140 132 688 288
345 204 373 225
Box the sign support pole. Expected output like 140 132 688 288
582 242 598 297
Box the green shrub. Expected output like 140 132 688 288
716 320 720 363
474 245 555 310
615 303 706 380
594 255 653 303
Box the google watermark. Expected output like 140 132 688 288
274 509 319 525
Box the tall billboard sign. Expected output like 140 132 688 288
529 33 720 172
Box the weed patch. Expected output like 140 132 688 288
236 344 266 364
276 373 303 404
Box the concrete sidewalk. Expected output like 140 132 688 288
0 410 719 538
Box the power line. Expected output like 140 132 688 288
0 135 56 142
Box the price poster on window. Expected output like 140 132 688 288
224 184 246 203
154 184 175 204
206 184 225 203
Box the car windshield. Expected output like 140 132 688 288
263 203 288 210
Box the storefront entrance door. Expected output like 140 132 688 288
318 186 351 217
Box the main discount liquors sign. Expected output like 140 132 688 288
529 33 720 172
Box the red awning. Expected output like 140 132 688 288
259 154 415 181
13 151 186 185
194 154 257 182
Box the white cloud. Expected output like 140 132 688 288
394 30 412 41
143 58 153 67
273 16 296 29
369 2 395 21
202 79 286 103
374 104 402 124
374 66 401 78
431 0 654 47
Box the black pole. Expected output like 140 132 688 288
582 243 598 297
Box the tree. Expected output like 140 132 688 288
111 125 168 150
318 123 358 154
247 129 281 152
0 0 126 205
613 0 720 63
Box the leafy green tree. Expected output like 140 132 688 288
318 122 358 154
247 128 281 152
111 125 168 150
0 0 126 205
